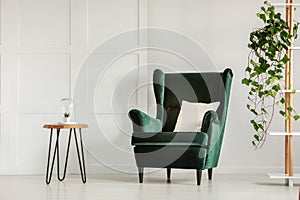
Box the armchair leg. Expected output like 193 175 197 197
167 168 171 183
196 169 202 186
138 167 144 183
208 168 213 180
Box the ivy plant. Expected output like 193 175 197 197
242 1 300 148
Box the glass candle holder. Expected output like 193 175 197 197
60 98 74 123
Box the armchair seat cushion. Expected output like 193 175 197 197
132 132 208 147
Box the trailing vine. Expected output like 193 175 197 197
242 1 300 148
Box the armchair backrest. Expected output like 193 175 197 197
153 69 233 132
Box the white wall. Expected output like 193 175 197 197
1 0 299 175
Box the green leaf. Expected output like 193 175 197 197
260 62 270 71
254 66 265 74
268 70 275 76
280 97 286 104
294 115 300 121
267 90 277 98
276 101 282 107
287 106 293 112
250 109 258 116
282 55 290 64
258 124 264 130
274 13 281 19
280 31 288 39
292 89 296 94
242 78 251 86
254 134 260 141
246 66 252 73
251 81 258 87
294 23 299 39
250 59 259 68
252 141 257 147
259 13 267 23
272 85 280 92
285 116 291 121
254 66 265 73
276 64 284 70
251 120 259 131
261 108 268 113
279 110 286 116
247 104 251 110
258 91 264 98
250 72 257 78
282 43 289 50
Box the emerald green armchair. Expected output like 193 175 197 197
129 68 233 185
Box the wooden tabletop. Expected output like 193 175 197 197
43 123 88 129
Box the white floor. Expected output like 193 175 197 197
0 173 298 200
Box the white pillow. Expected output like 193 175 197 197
173 101 220 132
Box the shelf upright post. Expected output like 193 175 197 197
285 0 290 177
285 0 294 186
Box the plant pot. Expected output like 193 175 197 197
63 117 70 123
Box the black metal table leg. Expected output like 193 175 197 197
73 128 87 183
46 128 60 184
57 128 72 181
45 128 53 184
56 129 60 180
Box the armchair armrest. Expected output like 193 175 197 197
201 110 220 133
128 109 162 132
201 110 221 148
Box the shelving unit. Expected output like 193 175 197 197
268 0 299 187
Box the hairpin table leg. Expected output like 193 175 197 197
46 128 60 184
74 128 87 183
57 128 72 181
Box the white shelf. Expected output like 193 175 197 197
289 47 300 50
269 131 300 136
268 173 300 179
272 3 300 6
281 89 300 93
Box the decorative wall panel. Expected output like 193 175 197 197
18 54 70 113
18 0 70 45
87 0 138 46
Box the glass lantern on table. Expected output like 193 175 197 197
60 98 74 123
